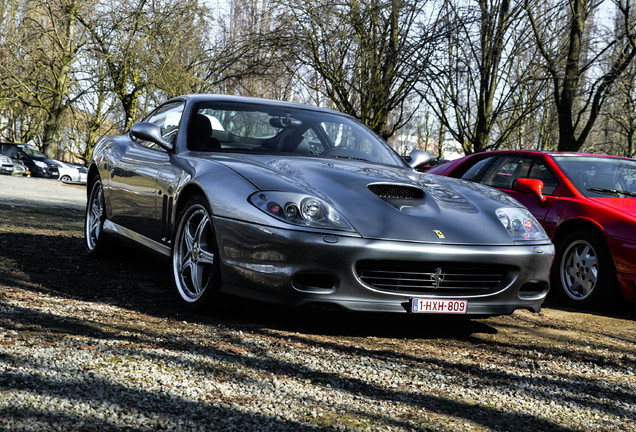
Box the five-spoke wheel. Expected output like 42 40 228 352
172 196 220 308
85 179 108 255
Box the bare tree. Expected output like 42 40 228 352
600 56 636 157
269 0 438 140
215 0 297 99
144 0 218 99
421 0 544 155
0 0 87 157
77 0 157 129
525 0 636 152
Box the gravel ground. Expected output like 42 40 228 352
0 176 635 431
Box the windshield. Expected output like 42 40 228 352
186 101 405 167
553 155 636 198
19 144 46 160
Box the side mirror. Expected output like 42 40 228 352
514 178 546 202
407 149 434 169
130 122 173 151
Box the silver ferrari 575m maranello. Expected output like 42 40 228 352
85 94 554 315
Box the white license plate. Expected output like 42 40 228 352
411 298 467 314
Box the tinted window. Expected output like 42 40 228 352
479 156 559 194
19 145 46 160
459 156 495 181
0 144 18 158
481 157 532 190
527 160 559 195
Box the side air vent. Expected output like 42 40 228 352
368 183 424 200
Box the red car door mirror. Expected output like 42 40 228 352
514 178 546 202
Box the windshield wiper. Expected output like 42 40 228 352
334 155 370 162
588 187 636 197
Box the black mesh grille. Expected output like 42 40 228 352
356 260 508 294
368 184 424 200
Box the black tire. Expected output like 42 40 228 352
84 178 110 256
552 229 617 308
61 175 72 182
171 195 221 309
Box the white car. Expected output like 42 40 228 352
0 154 14 175
52 160 86 184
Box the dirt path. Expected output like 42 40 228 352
0 175 86 210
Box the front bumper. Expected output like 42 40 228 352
31 166 58 178
214 217 555 315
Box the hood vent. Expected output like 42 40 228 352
368 183 424 200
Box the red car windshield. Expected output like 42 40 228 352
552 155 636 198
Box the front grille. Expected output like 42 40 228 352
356 260 508 294
368 184 423 200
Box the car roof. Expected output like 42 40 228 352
168 94 352 117
474 149 632 160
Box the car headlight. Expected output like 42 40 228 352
496 207 549 242
249 191 354 231
34 161 47 168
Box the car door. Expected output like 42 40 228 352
109 101 184 240
477 155 558 225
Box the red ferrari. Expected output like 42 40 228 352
427 150 636 308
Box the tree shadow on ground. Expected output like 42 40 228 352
1 204 634 431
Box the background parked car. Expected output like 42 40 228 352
11 161 30 176
77 166 88 184
52 160 87 184
0 142 59 178
0 154 13 175
428 150 636 308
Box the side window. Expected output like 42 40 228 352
481 157 533 190
527 161 559 195
459 157 495 181
0 145 18 158
139 102 184 150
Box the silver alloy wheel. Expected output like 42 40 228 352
61 175 72 182
173 204 216 303
559 239 598 301
85 181 105 252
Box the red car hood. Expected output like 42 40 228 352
589 196 636 217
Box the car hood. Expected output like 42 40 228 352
589 196 636 218
212 154 526 245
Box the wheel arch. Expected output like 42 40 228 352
174 183 212 224
551 218 606 250
86 165 100 196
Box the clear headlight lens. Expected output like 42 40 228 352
250 191 354 231
34 161 47 168
496 207 549 242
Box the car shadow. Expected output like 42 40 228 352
0 204 499 340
